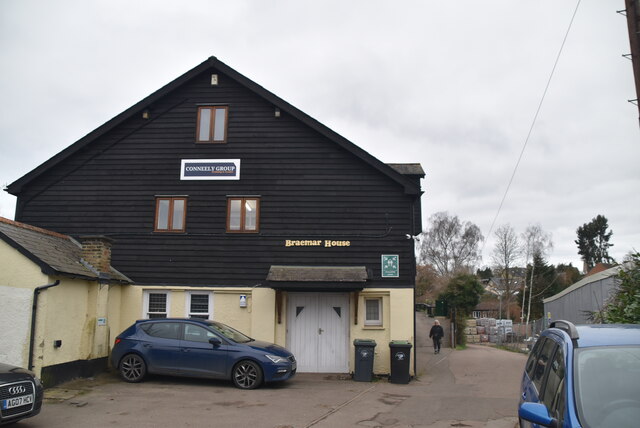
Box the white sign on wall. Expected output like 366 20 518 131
180 159 241 180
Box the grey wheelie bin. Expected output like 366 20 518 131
353 339 376 382
389 340 412 384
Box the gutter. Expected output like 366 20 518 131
28 280 60 371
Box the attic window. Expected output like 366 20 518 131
196 106 228 143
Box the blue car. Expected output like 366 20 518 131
518 320 640 428
111 318 296 389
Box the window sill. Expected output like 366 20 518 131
363 325 385 330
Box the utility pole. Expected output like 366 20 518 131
624 0 640 126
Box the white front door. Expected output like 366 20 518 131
287 293 349 373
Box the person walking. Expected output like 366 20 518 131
429 319 444 354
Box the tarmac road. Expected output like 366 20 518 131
17 313 526 428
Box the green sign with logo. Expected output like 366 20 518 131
381 255 399 278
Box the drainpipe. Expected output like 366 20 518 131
29 280 60 371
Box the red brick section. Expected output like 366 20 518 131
79 236 114 274
0 216 70 240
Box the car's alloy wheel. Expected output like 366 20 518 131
120 354 146 383
233 360 263 389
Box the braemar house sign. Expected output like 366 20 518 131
180 159 241 180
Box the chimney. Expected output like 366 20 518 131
80 236 114 275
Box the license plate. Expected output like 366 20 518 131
1 394 33 410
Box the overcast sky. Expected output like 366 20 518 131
1 0 638 271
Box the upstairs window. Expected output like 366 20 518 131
227 197 260 233
155 197 187 232
196 106 228 143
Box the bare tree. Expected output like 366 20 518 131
521 224 553 324
491 224 522 319
417 212 484 277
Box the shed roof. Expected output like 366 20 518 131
6 57 422 197
0 217 130 282
543 264 621 304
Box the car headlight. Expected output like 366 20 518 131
265 354 287 363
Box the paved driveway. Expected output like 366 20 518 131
18 314 526 427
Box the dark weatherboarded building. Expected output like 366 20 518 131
6 57 424 375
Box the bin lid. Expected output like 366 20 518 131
389 340 412 348
353 339 377 346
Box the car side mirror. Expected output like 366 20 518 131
518 402 558 428
209 337 222 346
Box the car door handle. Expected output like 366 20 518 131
143 343 152 348
318 328 324 335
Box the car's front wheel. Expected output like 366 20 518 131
119 354 146 383
232 360 263 389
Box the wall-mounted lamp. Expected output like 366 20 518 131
142 110 150 120
239 295 247 308
211 74 219 86
274 108 281 118
53 340 62 348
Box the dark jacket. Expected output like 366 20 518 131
429 325 444 339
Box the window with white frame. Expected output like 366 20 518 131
144 291 170 319
364 298 382 326
187 292 213 320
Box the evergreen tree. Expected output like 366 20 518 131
523 255 557 321
594 253 640 324
575 215 614 270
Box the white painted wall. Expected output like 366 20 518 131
0 285 32 367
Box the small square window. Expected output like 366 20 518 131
155 197 187 232
196 106 228 143
227 197 260 233
144 291 170 319
187 292 213 320
365 298 382 326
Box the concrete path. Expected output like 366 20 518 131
21 312 526 428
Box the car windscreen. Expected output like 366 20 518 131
574 346 640 428
206 321 253 343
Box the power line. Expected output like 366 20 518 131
482 0 583 255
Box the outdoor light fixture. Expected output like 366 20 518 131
274 108 281 118
142 110 150 120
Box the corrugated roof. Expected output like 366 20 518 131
543 264 621 303
0 217 130 282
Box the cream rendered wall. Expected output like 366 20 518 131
106 284 123 349
349 288 414 376
107 285 415 376
250 288 276 342
35 279 92 374
274 292 288 346
0 239 49 287
114 286 257 343
0 240 49 368
118 284 143 329
212 289 252 335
